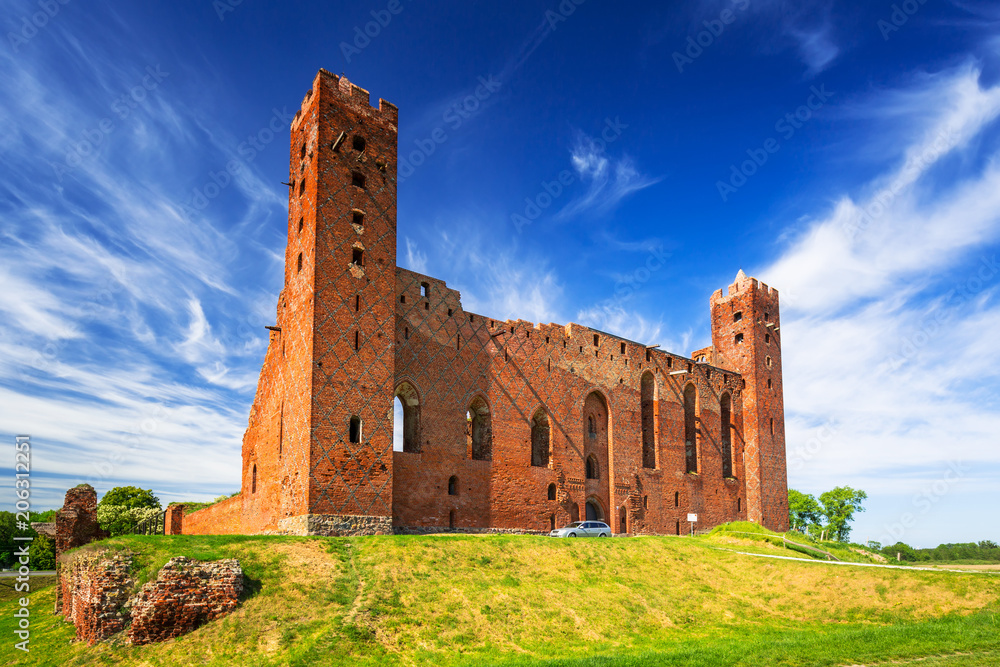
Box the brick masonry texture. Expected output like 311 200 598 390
128 557 243 645
180 70 789 538
59 550 132 644
58 550 243 645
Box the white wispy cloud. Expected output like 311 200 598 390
755 62 1000 544
555 134 661 220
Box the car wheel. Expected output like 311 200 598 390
569 533 577 537
599 533 607 537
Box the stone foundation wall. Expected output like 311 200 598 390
276 513 392 536
128 557 243 645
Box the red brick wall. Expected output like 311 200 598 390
187 70 787 538
710 273 789 531
182 495 244 535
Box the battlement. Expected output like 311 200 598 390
711 270 779 305
291 69 399 132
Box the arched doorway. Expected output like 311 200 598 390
619 506 628 534
585 498 604 522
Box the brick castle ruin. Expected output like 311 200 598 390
179 69 789 537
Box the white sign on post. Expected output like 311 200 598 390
687 513 697 522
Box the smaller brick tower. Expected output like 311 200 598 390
710 271 789 531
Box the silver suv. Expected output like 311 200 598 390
549 521 612 538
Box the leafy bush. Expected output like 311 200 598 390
96 505 162 537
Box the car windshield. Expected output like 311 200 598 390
566 522 583 528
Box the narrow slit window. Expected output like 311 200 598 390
349 416 362 443
352 210 365 226
354 330 359 351
420 282 429 298
352 248 364 266
621 342 626 354
352 171 365 188
355 295 360 311
298 217 304 233
300 143 306 160
734 311 743 322
593 334 600 346
297 252 303 273
299 180 305 197
252 464 257 493
547 483 556 501
353 135 366 152
448 476 458 496
400 295 406 303
735 333 744 344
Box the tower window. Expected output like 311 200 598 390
251 464 257 494
420 282 429 298
352 171 366 188
735 333 744 344
448 475 458 496
349 416 362 443
767 378 772 389
354 330 359 351
297 252 303 273
353 135 366 152
593 334 600 346
352 248 364 266
355 295 360 311
766 356 773 368
585 455 599 480
299 180 305 197
400 295 406 303
621 342 626 354
298 217 304 233
674 491 679 508
765 333 770 344
531 409 550 467
645 349 651 362
300 143 306 160
352 210 365 226
547 483 556 500
764 312 770 322
734 311 743 322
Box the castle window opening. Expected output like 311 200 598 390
530 409 550 467
355 295 360 311
352 248 364 266
349 416 362 443
645 349 651 362
684 384 698 474
424 302 429 310
394 382 421 452
764 312 770 321
400 295 406 303
404 327 409 340
620 506 627 533
666 357 672 368
643 495 648 509
770 418 774 436
299 180 305 196
352 209 365 226
767 378 772 389
735 333 744 344
352 171 366 188
354 331 359 351
297 252 303 273
585 455 599 480
448 476 458 496
449 510 456 528
621 342 626 354
766 356 772 368
300 142 306 160
587 416 596 440
593 334 600 346
298 216 304 233
765 333 770 344
641 371 656 469
734 311 742 322
738 498 742 512
448 309 453 316
353 135 366 152
674 491 679 507
468 396 492 461
420 282 429 298
251 464 257 493
676 520 681 535
547 483 556 500
721 393 733 478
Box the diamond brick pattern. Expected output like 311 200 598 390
179 71 788 538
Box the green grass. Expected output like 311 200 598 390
3 531 999 666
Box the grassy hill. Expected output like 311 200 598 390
3 525 999 666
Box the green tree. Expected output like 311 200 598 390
788 489 823 532
28 535 55 570
98 486 160 510
96 486 161 536
818 486 867 542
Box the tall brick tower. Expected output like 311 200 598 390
710 271 789 532
281 70 399 534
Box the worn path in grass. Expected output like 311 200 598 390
1 532 998 666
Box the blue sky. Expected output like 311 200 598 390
2 0 999 548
